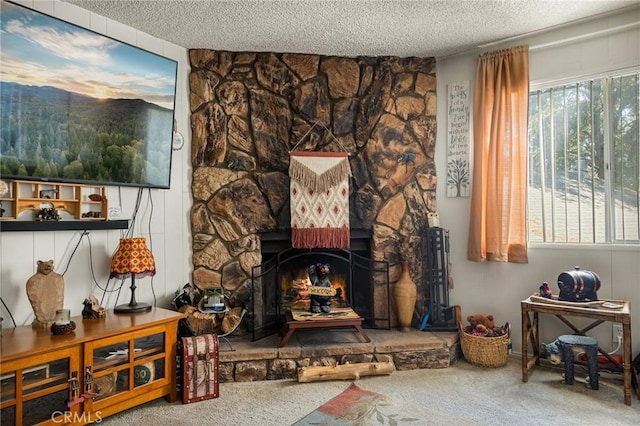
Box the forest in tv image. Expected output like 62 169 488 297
0 81 173 187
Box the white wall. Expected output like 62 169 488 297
436 7 640 356
0 0 192 327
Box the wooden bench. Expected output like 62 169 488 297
279 308 371 347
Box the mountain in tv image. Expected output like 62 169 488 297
0 81 174 188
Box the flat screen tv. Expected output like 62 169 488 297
0 1 178 189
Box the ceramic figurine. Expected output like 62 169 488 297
82 295 106 319
26 260 64 328
427 211 440 227
539 282 553 298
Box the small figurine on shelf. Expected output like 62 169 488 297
82 210 104 219
539 282 553 299
36 206 61 221
82 295 106 319
427 211 440 228
0 201 4 218
39 189 58 199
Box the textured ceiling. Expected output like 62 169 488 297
64 0 639 58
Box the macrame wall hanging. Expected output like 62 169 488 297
289 123 351 249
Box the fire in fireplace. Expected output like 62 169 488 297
251 230 390 341
281 262 349 311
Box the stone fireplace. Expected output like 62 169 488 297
251 231 390 340
189 50 438 332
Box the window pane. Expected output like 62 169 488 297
611 74 640 242
528 73 640 244
528 91 544 242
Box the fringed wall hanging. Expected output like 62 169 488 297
289 151 351 248
289 123 351 249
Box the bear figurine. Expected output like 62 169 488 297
26 260 64 328
308 263 333 314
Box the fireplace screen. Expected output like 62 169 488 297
251 248 390 341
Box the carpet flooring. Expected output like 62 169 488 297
100 357 639 425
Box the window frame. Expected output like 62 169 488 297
527 68 640 247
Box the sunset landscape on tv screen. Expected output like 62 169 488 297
0 1 178 189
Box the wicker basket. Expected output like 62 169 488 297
458 321 510 368
180 305 245 336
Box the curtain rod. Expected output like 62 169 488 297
530 22 638 51
477 22 638 51
438 7 639 60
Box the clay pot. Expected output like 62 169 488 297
394 260 417 332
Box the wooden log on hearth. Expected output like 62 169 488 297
297 361 394 383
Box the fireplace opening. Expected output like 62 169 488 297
251 231 390 341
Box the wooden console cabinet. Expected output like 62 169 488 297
0 308 183 425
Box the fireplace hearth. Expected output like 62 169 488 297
251 231 390 341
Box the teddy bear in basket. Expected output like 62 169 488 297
465 314 509 337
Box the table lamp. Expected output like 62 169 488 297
110 237 156 313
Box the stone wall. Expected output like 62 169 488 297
189 50 437 328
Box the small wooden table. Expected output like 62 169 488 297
279 309 371 347
521 296 633 405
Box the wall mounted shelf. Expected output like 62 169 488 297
0 180 109 220
0 219 129 232
0 179 128 232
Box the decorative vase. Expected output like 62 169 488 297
394 260 417 332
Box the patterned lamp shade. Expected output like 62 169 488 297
110 238 155 314
110 238 156 279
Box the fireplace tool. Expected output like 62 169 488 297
420 227 456 331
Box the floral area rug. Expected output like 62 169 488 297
292 383 485 425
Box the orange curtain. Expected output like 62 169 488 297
467 45 529 263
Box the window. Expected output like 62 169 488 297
528 72 639 244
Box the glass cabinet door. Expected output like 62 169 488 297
0 370 16 425
0 368 17 425
1 355 76 426
87 329 167 405
90 338 131 401
133 332 166 387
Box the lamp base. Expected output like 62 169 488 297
114 302 152 314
